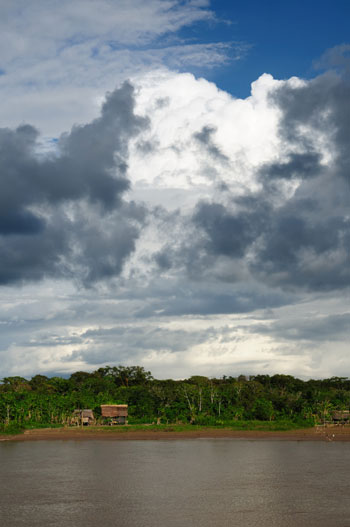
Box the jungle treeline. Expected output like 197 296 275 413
1 366 350 431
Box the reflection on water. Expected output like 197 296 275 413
0 440 350 527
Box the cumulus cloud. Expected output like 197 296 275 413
0 0 239 136
0 82 147 285
254 69 350 290
193 126 229 164
145 66 349 294
1 45 349 379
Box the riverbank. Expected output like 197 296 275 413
1 424 350 441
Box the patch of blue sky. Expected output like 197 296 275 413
177 0 350 98
35 137 60 158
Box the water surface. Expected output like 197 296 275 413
1 440 350 526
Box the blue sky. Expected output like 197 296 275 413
178 0 350 96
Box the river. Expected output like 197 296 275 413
0 440 350 526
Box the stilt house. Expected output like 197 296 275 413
332 410 350 424
101 404 128 425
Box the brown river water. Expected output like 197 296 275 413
0 439 350 527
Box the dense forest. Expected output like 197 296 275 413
1 366 350 431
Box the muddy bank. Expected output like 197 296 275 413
1 425 350 442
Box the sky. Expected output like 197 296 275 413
0 0 349 380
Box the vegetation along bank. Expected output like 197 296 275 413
1 366 350 434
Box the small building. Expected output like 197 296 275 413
101 404 128 425
332 410 350 424
72 409 95 426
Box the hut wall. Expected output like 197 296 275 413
71 409 95 426
332 411 350 423
101 405 128 418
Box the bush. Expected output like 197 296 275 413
0 423 24 435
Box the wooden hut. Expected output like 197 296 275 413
72 409 95 426
332 410 350 424
101 404 128 425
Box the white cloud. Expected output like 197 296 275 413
0 3 348 380
0 0 214 60
1 279 348 380
1 67 348 379
0 0 241 136
127 70 283 204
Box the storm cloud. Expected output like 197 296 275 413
155 64 350 296
0 82 148 285
1 44 349 379
249 312 350 343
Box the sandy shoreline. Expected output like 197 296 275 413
1 425 350 442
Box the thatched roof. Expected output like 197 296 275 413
101 404 128 417
82 409 94 419
73 409 95 419
332 410 350 420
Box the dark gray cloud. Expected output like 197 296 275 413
253 202 349 291
1 48 349 320
193 125 228 163
315 44 350 78
192 200 265 258
0 209 44 236
184 187 349 293
270 64 350 185
133 278 294 318
65 325 217 365
0 213 69 285
260 152 323 181
156 57 350 295
154 250 172 271
256 60 350 290
0 82 148 285
249 313 350 342
67 202 147 286
0 83 147 215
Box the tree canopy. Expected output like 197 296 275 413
1 366 350 429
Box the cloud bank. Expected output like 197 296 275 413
0 30 349 379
